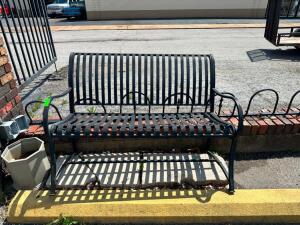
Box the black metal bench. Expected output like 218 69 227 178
43 53 243 194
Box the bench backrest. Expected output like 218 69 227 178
68 53 216 113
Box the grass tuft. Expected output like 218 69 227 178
48 215 82 225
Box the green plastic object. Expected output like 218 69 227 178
44 96 51 107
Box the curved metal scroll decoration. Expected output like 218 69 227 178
163 93 195 114
245 89 279 116
120 92 151 114
285 90 300 115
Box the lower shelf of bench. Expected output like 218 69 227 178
46 153 229 189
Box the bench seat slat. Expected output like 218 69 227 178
51 113 234 138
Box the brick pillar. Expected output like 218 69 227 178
0 37 23 122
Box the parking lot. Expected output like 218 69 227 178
30 25 300 113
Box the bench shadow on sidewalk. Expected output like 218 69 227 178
9 153 229 217
8 188 224 218
247 49 300 62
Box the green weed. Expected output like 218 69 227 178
61 99 68 106
48 215 81 225
31 96 43 113
87 106 97 113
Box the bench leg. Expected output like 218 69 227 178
206 137 212 151
71 138 78 154
49 137 57 195
138 152 144 188
228 136 238 194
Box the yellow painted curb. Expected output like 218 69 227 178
50 22 300 31
8 189 300 224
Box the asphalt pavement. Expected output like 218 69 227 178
39 26 300 112
235 152 300 189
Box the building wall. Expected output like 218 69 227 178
85 0 269 20
0 37 23 122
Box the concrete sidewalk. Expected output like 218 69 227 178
49 18 300 26
48 18 300 31
51 22 300 31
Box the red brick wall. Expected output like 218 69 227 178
0 36 23 122
226 115 300 136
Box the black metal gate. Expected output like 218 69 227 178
0 0 57 98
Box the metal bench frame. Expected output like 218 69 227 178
276 27 300 47
42 53 243 194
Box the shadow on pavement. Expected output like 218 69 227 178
8 189 223 219
235 151 300 161
247 48 300 62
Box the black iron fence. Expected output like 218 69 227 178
0 0 57 97
218 89 300 119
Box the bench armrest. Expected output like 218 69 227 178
42 88 72 136
25 101 63 125
212 88 243 134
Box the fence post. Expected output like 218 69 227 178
0 36 24 122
